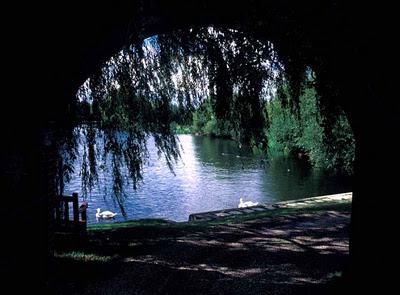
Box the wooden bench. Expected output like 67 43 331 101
54 193 87 233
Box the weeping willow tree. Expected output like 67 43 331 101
60 26 346 212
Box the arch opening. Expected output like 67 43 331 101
59 26 354 216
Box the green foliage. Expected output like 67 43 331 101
179 75 355 175
172 124 192 134
296 87 327 167
324 113 356 173
266 87 300 157
191 97 233 138
266 79 355 174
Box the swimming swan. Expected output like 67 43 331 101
96 208 118 219
238 198 259 208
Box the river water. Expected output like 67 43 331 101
64 134 352 224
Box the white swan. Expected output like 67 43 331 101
96 208 118 219
238 198 259 208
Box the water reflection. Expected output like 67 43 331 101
64 134 352 224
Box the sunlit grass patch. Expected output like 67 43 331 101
55 251 115 262
327 271 343 279
88 219 174 231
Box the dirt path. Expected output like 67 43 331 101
54 210 350 294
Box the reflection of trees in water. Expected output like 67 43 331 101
263 157 352 202
192 136 259 170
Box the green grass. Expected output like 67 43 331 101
88 198 351 233
88 218 175 231
54 251 116 263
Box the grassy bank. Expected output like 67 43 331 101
52 196 351 294
87 196 351 232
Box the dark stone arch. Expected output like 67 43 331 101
2 1 398 292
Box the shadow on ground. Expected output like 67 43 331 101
52 211 350 294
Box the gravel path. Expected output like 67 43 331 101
54 210 350 294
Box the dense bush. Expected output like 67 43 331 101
266 83 355 174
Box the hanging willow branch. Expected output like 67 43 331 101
71 26 285 204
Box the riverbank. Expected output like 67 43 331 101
65 134 352 224
52 194 351 294
188 192 351 222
